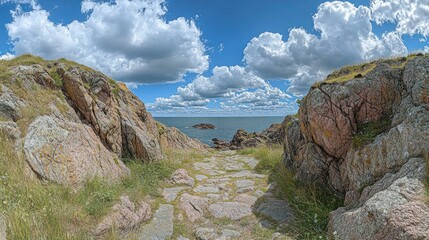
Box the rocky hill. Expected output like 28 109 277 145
0 55 206 187
282 54 429 239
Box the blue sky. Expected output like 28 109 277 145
0 0 428 116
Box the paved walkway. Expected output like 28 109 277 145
140 150 293 240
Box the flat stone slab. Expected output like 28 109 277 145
194 185 220 193
193 162 215 170
235 179 254 188
179 193 209 222
234 194 257 206
162 187 186 202
139 204 174 240
195 175 208 181
254 198 294 224
228 170 265 179
208 202 252 220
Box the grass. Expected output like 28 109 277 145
0 129 206 239
321 62 377 84
239 145 283 173
239 146 342 240
352 118 390 148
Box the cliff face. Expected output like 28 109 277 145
0 55 206 186
283 55 429 239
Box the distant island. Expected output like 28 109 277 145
192 123 216 129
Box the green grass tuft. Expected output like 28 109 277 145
239 145 283 173
353 118 390 148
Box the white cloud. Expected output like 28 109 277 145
0 53 15 60
371 0 429 37
5 0 208 83
244 1 408 96
177 66 266 100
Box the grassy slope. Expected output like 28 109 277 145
239 146 342 240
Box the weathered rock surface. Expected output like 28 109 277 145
282 55 429 239
24 115 129 185
213 122 287 150
169 168 195 186
138 204 174 240
0 84 26 121
254 198 294 224
192 123 215 129
94 195 151 236
208 202 252 220
0 55 207 186
0 121 21 141
179 193 209 222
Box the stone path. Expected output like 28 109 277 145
138 150 293 240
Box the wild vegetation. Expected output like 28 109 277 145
352 118 391 148
0 130 206 239
239 146 342 240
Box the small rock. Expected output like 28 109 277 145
254 190 265 197
180 193 209 222
195 228 218 240
170 169 195 186
235 179 254 193
208 202 252 220
196 175 208 181
221 229 241 238
259 219 273 229
94 196 151 236
163 187 186 202
138 204 174 240
255 198 293 224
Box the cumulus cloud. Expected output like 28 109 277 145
177 66 266 100
244 1 408 96
0 53 15 60
371 0 429 37
5 0 208 83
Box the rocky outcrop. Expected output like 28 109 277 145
94 195 151 236
157 123 207 152
24 115 129 185
282 55 429 239
0 55 206 186
213 122 286 150
192 123 215 129
169 168 195 187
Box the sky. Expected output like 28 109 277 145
0 0 429 117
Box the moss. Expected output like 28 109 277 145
49 69 63 88
156 122 167 135
352 118 390 148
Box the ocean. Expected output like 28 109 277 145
155 116 285 145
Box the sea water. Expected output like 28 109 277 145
155 116 285 145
